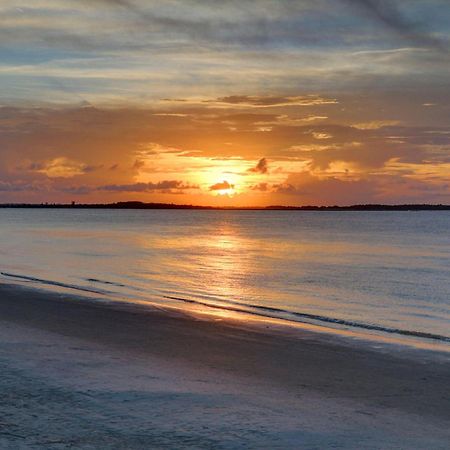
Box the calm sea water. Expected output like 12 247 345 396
1 209 449 343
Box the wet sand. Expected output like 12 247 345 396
0 283 449 449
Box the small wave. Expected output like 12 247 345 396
1 272 110 295
86 278 126 288
163 295 450 343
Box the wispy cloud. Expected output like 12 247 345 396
353 120 401 130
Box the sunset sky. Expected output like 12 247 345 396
1 0 449 206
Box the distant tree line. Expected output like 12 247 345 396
0 201 449 211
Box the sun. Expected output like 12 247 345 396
216 187 236 197
191 159 249 198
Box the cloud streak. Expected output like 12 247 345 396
211 95 338 108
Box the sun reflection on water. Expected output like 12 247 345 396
137 219 257 316
198 224 250 303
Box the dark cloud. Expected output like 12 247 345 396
274 174 380 205
250 182 269 191
0 181 43 192
61 185 95 195
12 180 199 196
342 0 447 51
84 0 448 53
209 180 234 191
248 158 269 174
133 160 146 170
94 0 133 6
101 181 199 192
273 183 297 194
84 164 103 173
84 1 333 48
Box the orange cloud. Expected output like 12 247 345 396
34 157 91 178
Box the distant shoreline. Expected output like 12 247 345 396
1 201 449 211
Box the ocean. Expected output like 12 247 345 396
1 208 449 344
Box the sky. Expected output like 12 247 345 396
0 0 449 206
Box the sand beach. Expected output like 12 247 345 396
0 283 449 449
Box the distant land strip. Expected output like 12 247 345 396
0 202 449 211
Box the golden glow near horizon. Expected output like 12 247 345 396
0 1 449 205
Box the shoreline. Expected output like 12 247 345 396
1 283 450 448
3 277 450 352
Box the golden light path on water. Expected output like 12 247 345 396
138 219 255 317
